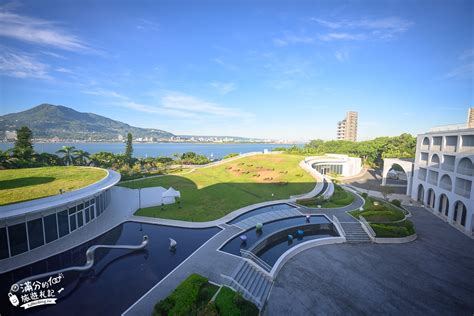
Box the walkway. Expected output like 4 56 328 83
264 205 474 315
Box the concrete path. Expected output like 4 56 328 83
264 205 474 315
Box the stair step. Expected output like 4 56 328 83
250 273 264 294
248 271 260 294
236 263 250 282
241 266 255 288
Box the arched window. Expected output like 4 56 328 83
430 154 440 168
457 157 474 176
427 188 436 208
438 194 449 215
439 174 452 191
417 184 425 203
421 137 430 150
454 201 467 226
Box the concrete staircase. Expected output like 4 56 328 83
340 222 372 243
226 260 273 309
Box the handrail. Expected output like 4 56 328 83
359 216 376 240
13 235 149 287
240 249 272 272
332 216 346 237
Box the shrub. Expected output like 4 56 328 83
371 220 415 237
223 153 239 159
361 192 368 198
391 199 402 207
153 274 209 316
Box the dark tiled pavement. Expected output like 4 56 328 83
265 206 474 316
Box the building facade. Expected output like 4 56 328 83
410 124 473 236
0 169 120 261
337 111 358 141
307 154 362 177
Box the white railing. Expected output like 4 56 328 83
359 216 376 242
332 215 346 237
429 123 468 132
240 249 272 272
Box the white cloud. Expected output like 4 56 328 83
445 62 474 79
318 32 366 41
209 81 237 94
162 92 253 118
0 50 50 79
314 17 413 41
0 9 90 51
335 50 349 62
55 67 73 74
136 19 159 31
83 89 253 119
273 33 315 47
211 58 238 71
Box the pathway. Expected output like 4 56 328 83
264 205 474 315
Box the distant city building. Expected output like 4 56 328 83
336 111 358 141
468 107 474 128
117 134 124 141
5 130 17 141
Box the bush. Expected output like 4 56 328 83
223 153 239 159
361 192 368 198
215 287 258 316
153 274 213 316
391 199 402 207
371 220 415 237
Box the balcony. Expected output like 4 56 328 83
444 136 458 152
428 170 438 186
460 135 474 153
442 155 455 172
418 168 427 181
432 136 442 151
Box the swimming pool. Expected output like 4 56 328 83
0 222 220 316
227 203 296 224
221 215 338 266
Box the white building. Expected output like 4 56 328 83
306 154 362 178
410 120 473 236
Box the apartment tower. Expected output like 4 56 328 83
337 111 358 141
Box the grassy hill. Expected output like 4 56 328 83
120 154 314 221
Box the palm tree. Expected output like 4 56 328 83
73 149 90 166
56 146 76 166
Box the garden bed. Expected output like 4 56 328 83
297 184 354 208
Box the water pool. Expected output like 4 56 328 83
221 215 337 266
227 203 295 224
0 222 220 316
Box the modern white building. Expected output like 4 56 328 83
306 154 363 178
410 119 473 236
0 170 120 261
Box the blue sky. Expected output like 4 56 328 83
0 0 472 141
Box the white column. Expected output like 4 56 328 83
447 200 455 223
465 212 473 236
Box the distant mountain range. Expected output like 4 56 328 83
0 104 265 142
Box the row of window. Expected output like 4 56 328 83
313 163 343 175
420 134 474 153
0 190 111 260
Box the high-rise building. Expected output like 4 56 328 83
468 107 474 128
337 111 358 141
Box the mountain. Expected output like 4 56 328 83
0 104 175 141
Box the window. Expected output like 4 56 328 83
0 227 9 259
90 205 95 220
77 211 84 228
58 210 69 237
70 214 77 232
69 206 77 215
9 223 28 256
85 207 90 223
27 218 45 250
77 203 84 211
44 214 58 243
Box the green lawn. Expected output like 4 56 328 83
296 184 354 208
349 196 415 237
120 154 314 221
0 166 107 205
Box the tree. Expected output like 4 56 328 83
56 146 76 166
380 185 394 201
13 126 34 160
125 133 133 166
73 149 90 166
35 152 62 166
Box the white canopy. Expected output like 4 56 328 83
162 187 181 198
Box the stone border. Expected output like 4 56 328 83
269 237 346 278
374 234 417 243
